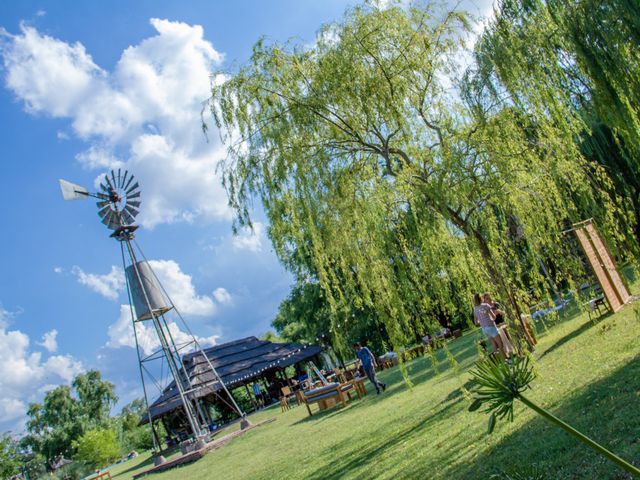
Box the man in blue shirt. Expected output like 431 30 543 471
354 342 386 394
252 382 264 409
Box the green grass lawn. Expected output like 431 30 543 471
110 301 640 480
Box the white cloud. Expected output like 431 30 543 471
0 398 26 424
213 287 232 305
0 305 83 427
1 24 104 117
75 146 124 170
1 18 231 228
232 222 264 252
53 266 63 274
72 259 218 317
43 355 84 382
38 329 58 353
147 259 216 316
72 265 125 301
107 304 218 356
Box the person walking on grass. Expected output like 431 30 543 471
473 293 510 361
354 342 386 394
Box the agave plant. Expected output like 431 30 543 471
469 356 640 476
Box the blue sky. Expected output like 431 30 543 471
0 0 491 433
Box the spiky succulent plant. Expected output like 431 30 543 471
468 355 640 476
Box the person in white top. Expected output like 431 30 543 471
473 293 509 359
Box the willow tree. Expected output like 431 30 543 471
474 0 640 250
210 2 615 350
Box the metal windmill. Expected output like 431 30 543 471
59 170 247 459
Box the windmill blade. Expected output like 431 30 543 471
127 200 141 209
111 212 125 229
121 170 129 190
105 175 114 191
97 204 112 219
59 179 89 201
126 182 139 194
127 191 141 200
96 192 109 200
110 170 117 189
99 182 109 194
102 210 122 230
100 209 116 227
96 200 111 210
107 215 121 230
124 205 139 219
123 172 134 192
121 209 135 225
116 169 122 188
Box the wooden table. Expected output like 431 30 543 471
350 377 367 396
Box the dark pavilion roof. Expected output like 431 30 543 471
143 336 322 422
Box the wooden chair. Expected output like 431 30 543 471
279 396 290 412
333 368 347 383
281 386 297 407
350 376 368 397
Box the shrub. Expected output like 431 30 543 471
72 428 120 469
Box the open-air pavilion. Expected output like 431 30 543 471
142 336 323 437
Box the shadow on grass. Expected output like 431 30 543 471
538 314 610 359
304 395 477 480
299 355 639 480
450 357 640 480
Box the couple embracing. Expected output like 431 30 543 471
473 292 512 360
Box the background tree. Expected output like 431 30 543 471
73 370 118 427
0 434 23 479
118 398 158 452
21 370 118 465
22 386 81 463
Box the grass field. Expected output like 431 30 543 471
109 300 640 480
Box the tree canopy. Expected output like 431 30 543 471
21 370 117 464
210 1 634 354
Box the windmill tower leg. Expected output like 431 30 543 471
122 238 204 438
130 238 250 428
121 243 165 464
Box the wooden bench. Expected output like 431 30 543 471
300 382 360 416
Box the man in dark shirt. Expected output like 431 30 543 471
354 342 386 394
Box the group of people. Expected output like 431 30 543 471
473 292 513 360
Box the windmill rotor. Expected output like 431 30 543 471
59 169 142 232
96 169 141 230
